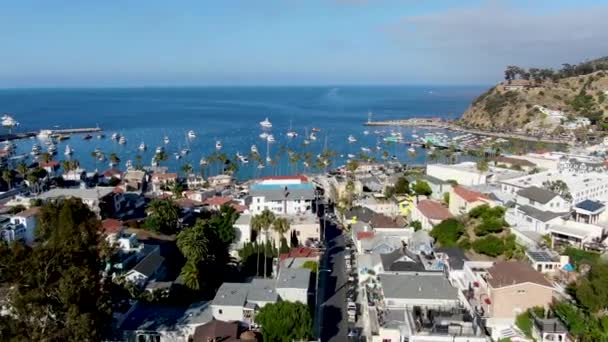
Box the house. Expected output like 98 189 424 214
233 215 253 250
407 174 452 200
356 195 399 217
204 196 233 211
449 186 494 216
278 246 321 270
573 199 605 224
516 186 570 212
192 320 241 342
434 247 469 283
548 220 605 249
7 207 39 245
427 162 489 186
150 173 178 193
411 199 452 231
186 174 206 189
531 314 569 342
276 267 311 305
121 170 147 192
408 229 434 255
102 169 122 183
493 156 537 172
249 176 315 215
506 204 567 235
211 280 278 326
208 174 233 188
35 186 120 218
118 301 213 342
124 247 166 287
526 250 570 274
39 161 60 176
378 273 459 308
474 261 554 336
62 168 87 182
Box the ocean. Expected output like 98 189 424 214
0 86 486 179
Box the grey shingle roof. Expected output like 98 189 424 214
517 186 559 204
519 205 567 222
248 279 278 303
379 274 458 300
434 247 469 270
277 268 311 289
132 251 165 278
212 283 249 307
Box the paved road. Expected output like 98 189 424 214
318 216 348 342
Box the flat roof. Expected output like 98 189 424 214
277 268 311 289
379 273 458 300
36 187 115 200
211 283 249 307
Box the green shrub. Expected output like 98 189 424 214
472 235 504 257
430 218 465 247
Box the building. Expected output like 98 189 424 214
276 267 311 305
531 314 569 342
124 247 166 287
233 214 253 249
356 195 400 217
407 174 452 200
207 174 233 188
35 186 120 217
211 280 278 326
150 173 178 193
448 186 494 216
121 170 147 192
192 320 241 342
378 273 459 308
573 199 605 224
516 186 570 212
427 162 488 186
7 207 39 245
411 199 452 231
526 250 569 274
493 156 537 172
548 220 605 249
506 204 567 235
249 176 315 215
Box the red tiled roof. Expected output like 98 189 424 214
101 218 123 234
356 231 375 240
102 169 122 177
40 161 60 168
453 186 489 203
487 261 552 288
229 202 247 213
416 200 452 220
279 247 321 261
152 173 177 180
203 196 232 206
176 198 202 209
14 207 40 218
260 175 308 182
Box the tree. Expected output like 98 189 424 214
208 204 238 245
290 230 299 247
16 161 28 176
177 221 210 262
255 301 312 342
430 218 464 246
169 181 185 198
250 209 276 277
542 180 572 202
144 199 180 235
410 220 422 232
180 259 201 291
472 235 505 257
476 159 489 173
0 198 112 340
393 176 410 195
273 217 290 242
412 180 432 202
181 163 193 175
39 152 53 164
2 169 14 189
302 260 318 273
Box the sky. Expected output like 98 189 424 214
1 0 608 87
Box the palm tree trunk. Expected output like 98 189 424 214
263 232 268 278
256 241 260 277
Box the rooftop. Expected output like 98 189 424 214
36 187 115 201
101 218 123 234
517 186 560 204
192 320 239 342
575 199 605 213
526 250 559 263
260 175 308 182
486 261 552 288
453 186 489 203
416 200 452 221
494 156 536 168
379 273 458 300
203 196 232 206
518 205 568 222
277 268 311 289
250 185 315 201
434 247 469 270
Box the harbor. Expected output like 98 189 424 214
0 127 103 142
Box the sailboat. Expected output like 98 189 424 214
215 140 222 150
260 117 272 128
251 145 258 154
303 128 310 145
265 139 271 163
348 135 357 143
138 142 147 151
187 130 196 139
163 136 170 145
286 120 298 138
64 145 73 156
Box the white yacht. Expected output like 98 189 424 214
408 147 416 153
304 139 310 145
163 136 170 145
199 158 208 166
259 117 272 128
348 135 357 143
64 145 73 156
187 130 196 139
111 133 120 141
259 132 269 140
251 145 258 154
174 153 181 160
363 130 370 135
215 140 222 150
180 148 190 156
118 136 127 145
361 147 371 153
48 144 57 154
240 156 249 164
31 144 41 156
156 146 164 154
1 115 18 128
266 134 275 143
309 132 317 141
138 142 147 151
347 154 355 159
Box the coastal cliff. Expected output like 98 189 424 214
460 58 608 133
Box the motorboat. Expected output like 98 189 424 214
163 136 170 144
1 114 18 128
174 153 181 160
309 132 317 141
311 127 320 132
363 130 369 135
266 156 272 163
257 164 265 169
408 147 416 153
187 130 196 139
48 144 57 154
31 144 41 156
156 146 164 154
83 134 93 140
347 154 355 159
361 147 371 153
118 136 127 145
287 130 298 138
138 142 147 151
304 139 310 145
259 132 269 140
251 145 258 154
64 145 73 156
97 133 105 139
240 156 249 164
266 134 275 143
111 133 120 141
180 148 190 156
348 135 357 143
215 140 222 150
260 117 272 128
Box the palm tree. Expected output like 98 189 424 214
135 154 144 170
180 260 200 290
39 152 53 164
169 181 184 198
61 160 72 172
250 209 276 278
273 217 290 243
181 163 193 176
154 151 168 165
16 162 28 177
109 153 120 166
2 169 14 190
69 159 80 171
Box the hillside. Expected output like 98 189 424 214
460 60 608 133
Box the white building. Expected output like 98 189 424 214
378 273 459 309
249 176 315 215
426 162 488 186
515 186 570 212
35 186 120 217
276 268 311 305
7 207 39 245
211 279 278 326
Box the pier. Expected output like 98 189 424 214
364 118 571 145
0 127 102 142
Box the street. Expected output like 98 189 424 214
317 208 348 342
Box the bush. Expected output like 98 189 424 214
475 218 506 236
430 219 465 247
565 247 600 270
472 235 504 257
410 220 422 232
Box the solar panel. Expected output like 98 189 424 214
527 251 555 262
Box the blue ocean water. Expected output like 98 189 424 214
0 86 485 179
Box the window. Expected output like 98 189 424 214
517 289 526 294
256 198 260 203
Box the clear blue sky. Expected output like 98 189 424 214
1 0 607 87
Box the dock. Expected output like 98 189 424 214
364 118 571 145
0 127 102 142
